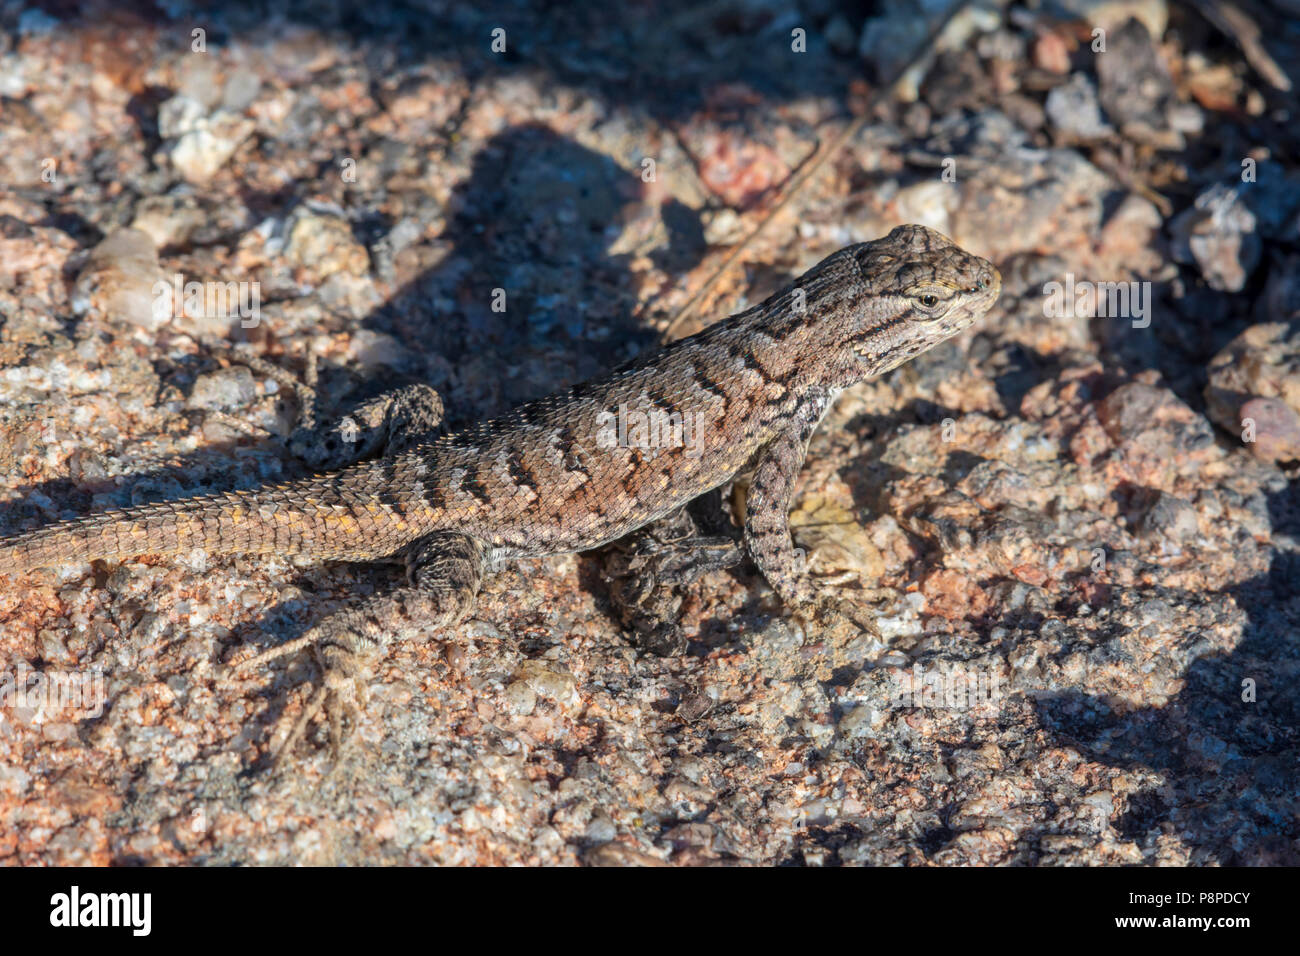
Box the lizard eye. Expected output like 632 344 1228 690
919 294 939 307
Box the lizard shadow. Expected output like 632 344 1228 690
341 121 669 426
838 393 963 516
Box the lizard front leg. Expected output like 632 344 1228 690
233 531 488 765
743 404 879 636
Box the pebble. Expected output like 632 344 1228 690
1137 492 1199 543
1044 74 1111 139
1169 184 1261 293
1238 397 1300 463
158 95 255 184
1096 18 1183 147
1031 30 1072 75
284 208 371 278
1205 321 1300 461
71 228 170 330
502 680 537 716
512 660 581 712
130 194 208 249
185 366 257 412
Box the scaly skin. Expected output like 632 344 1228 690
0 224 1001 762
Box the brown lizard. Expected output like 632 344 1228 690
0 224 1000 761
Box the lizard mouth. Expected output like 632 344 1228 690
848 302 995 362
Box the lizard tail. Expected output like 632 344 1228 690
0 463 431 573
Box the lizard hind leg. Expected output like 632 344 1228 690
233 531 488 767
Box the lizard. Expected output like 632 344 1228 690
0 223 1001 763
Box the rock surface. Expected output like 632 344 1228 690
0 0 1297 866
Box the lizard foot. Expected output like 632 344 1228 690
605 532 741 657
232 626 376 769
603 493 743 657
269 643 369 770
230 534 487 768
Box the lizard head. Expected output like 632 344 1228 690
791 224 1001 388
